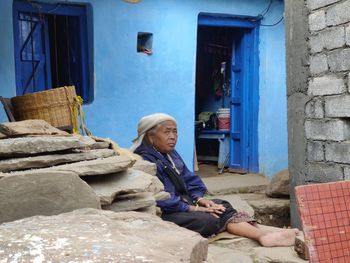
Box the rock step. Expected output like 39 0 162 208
202 174 269 195
0 208 208 263
0 149 116 172
238 193 291 228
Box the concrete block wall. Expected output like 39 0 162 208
306 0 350 184
286 0 350 226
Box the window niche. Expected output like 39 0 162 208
137 32 153 55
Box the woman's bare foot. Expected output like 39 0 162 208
258 228 299 247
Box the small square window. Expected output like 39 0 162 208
137 32 153 55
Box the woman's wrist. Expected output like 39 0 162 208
195 197 204 206
189 205 199 212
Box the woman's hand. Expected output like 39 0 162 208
189 198 226 218
197 198 226 213
188 205 220 218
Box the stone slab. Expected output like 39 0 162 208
0 135 95 158
0 156 133 178
0 119 68 137
102 192 156 212
0 149 116 172
84 168 164 205
135 205 158 215
0 171 100 224
89 141 111 150
206 244 253 263
252 247 307 263
154 190 171 201
0 132 6 139
0 208 208 263
91 136 141 162
133 159 157 175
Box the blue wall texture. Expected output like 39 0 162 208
0 0 287 177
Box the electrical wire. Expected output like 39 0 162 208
253 0 284 27
25 0 62 14
260 0 273 17
251 0 273 22
47 4 62 14
260 16 284 27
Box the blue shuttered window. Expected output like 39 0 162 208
13 1 94 103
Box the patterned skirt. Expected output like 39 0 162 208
161 198 255 237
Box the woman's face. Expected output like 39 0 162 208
149 120 178 153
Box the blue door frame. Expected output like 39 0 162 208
12 1 94 103
198 13 259 173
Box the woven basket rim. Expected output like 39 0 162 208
11 86 75 100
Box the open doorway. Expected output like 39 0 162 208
194 14 259 174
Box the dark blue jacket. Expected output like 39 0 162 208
135 144 207 213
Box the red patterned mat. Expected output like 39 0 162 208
295 181 350 263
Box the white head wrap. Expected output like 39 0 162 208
129 113 177 152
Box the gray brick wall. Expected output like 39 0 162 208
310 54 328 75
326 0 350 26
306 98 324 118
328 48 350 71
305 119 350 140
307 0 340 11
307 141 325 161
325 94 350 117
302 0 350 187
325 141 350 163
308 75 345 95
309 10 326 31
306 162 344 182
287 0 350 227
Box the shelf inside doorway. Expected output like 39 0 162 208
199 129 230 134
196 129 230 168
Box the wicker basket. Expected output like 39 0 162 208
11 86 77 130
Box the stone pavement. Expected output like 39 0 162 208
206 227 307 263
199 165 308 263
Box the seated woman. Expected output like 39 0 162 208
130 113 298 247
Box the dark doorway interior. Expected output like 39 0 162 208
195 26 241 169
195 13 259 173
47 15 82 95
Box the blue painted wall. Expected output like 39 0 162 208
0 0 287 177
258 0 287 176
0 0 16 122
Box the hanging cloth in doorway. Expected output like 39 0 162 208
212 68 224 98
